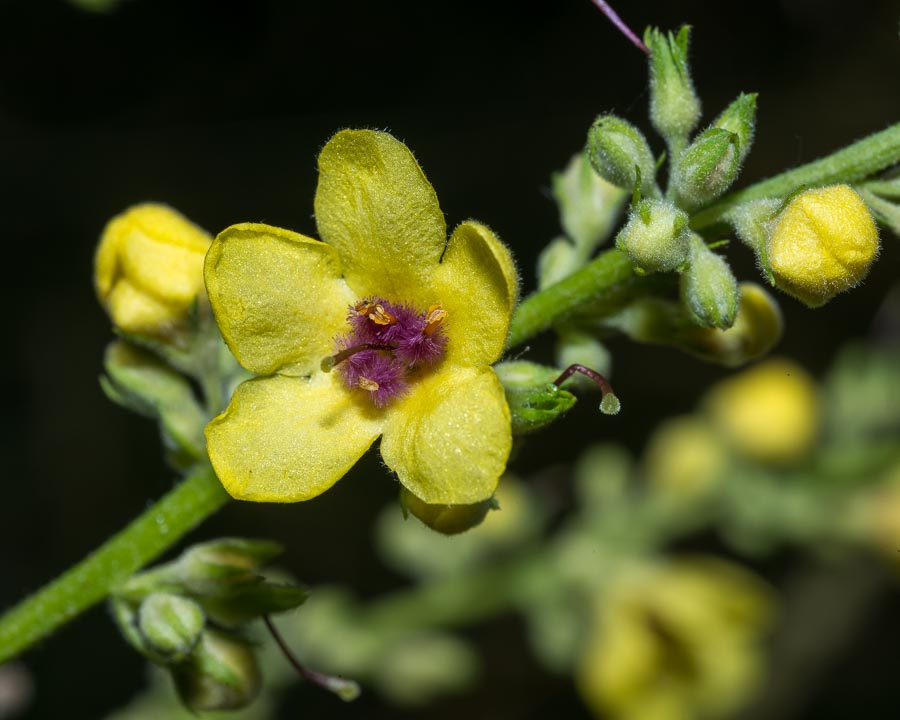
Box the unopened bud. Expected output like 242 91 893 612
766 185 879 307
94 203 212 340
673 128 741 209
400 486 494 535
172 630 261 712
138 592 205 663
587 115 658 197
645 26 701 143
177 538 283 595
537 237 580 289
616 199 690 273
553 153 627 251
680 236 739 329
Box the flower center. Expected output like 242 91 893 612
321 297 448 408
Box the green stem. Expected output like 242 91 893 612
506 248 636 349
692 122 900 230
0 465 229 663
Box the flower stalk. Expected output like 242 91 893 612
0 466 228 663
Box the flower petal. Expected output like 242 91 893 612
205 223 354 376
433 221 519 366
314 129 446 299
380 366 512 504
206 373 382 502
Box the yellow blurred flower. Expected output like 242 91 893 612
766 185 879 307
852 464 900 556
705 358 819 464
577 558 774 720
643 417 725 498
95 204 212 338
204 130 518 505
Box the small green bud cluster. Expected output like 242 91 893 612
111 538 307 712
588 27 757 333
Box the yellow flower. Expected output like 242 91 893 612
95 203 212 338
766 184 879 307
204 130 518 504
643 416 725 499
704 358 819 464
577 558 773 720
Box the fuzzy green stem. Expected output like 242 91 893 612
692 122 900 230
0 466 229 663
506 248 637 349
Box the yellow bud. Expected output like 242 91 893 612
643 416 725 498
705 358 819 464
766 185 879 307
95 203 212 337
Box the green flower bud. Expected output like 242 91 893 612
673 128 741 209
587 115 658 196
495 361 577 434
400 486 495 535
172 630 261 712
645 26 701 144
137 592 205 663
713 93 757 164
177 538 284 595
680 236 739 329
553 153 628 251
616 199 690 273
537 237 580 289
100 341 208 465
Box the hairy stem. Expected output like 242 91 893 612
692 122 900 230
506 248 636 349
0 466 229 662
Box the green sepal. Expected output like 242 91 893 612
101 340 207 463
495 361 577 434
644 25 701 145
673 128 741 209
858 187 900 236
679 236 739 329
200 581 309 628
713 93 757 164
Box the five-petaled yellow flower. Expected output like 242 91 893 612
204 130 518 505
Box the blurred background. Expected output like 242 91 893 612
1 0 899 718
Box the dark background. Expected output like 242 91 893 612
1 1 899 718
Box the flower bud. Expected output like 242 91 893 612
644 26 701 143
705 358 819 463
537 237 580 289
553 153 627 251
172 630 261 712
684 283 783 367
94 203 212 339
495 361 577 434
137 592 205 663
673 128 741 209
176 537 284 595
400 486 494 535
587 115 658 196
100 340 207 464
616 199 690 274
766 185 879 306
713 93 757 164
680 236 739 329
